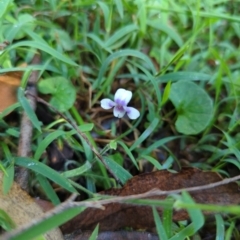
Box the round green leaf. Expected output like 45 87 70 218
38 77 76 112
169 80 213 135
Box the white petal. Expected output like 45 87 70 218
100 98 115 109
114 88 132 106
125 107 140 119
113 106 126 118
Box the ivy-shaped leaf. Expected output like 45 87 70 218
169 80 213 135
38 77 76 112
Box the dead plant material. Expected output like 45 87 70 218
61 168 240 233
0 172 64 240
15 54 41 192
0 71 21 113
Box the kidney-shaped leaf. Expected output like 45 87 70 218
169 80 213 135
38 77 76 112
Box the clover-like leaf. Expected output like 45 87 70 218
169 80 213 135
38 76 76 112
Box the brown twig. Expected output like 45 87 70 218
15 54 41 192
26 94 122 186
2 173 240 240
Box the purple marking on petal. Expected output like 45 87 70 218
109 102 115 107
116 105 124 112
115 99 126 106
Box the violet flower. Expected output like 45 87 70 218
100 88 140 119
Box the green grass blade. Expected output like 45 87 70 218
1 142 14 194
15 157 77 193
163 207 173 238
5 41 78 66
34 130 66 161
89 224 99 240
61 161 92 178
117 140 138 169
171 191 204 240
147 20 183 47
104 24 138 48
36 174 61 206
130 117 159 151
157 71 211 83
3 164 14 195
114 0 123 18
0 209 16 231
215 214 225 240
17 87 42 132
93 49 156 89
0 0 11 19
138 155 162 170
141 136 181 156
7 206 85 240
104 156 132 184
152 206 168 240
0 103 20 119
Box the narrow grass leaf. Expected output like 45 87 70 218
117 141 138 169
17 88 41 132
114 0 123 18
6 41 78 66
171 192 204 240
156 43 189 76
157 71 211 83
34 130 66 161
1 142 14 194
215 214 225 240
182 191 204 231
15 157 77 193
0 103 20 119
141 136 181 156
8 206 85 240
62 161 92 178
222 131 240 161
137 1 146 35
223 159 240 170
225 221 235 240
163 207 173 238
0 209 16 231
130 117 159 151
139 155 162 170
66 123 94 135
0 0 11 18
87 33 106 50
152 206 168 240
128 60 161 108
104 156 132 184
93 49 156 89
161 81 171 106
127 198 174 209
105 24 138 48
3 164 14 195
88 224 99 240
97 2 110 32
147 20 183 47
36 174 61 206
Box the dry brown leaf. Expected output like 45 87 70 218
61 168 240 233
0 71 22 113
0 172 63 240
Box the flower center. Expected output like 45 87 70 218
116 105 124 112
115 99 126 106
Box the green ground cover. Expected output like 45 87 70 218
1 0 240 239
